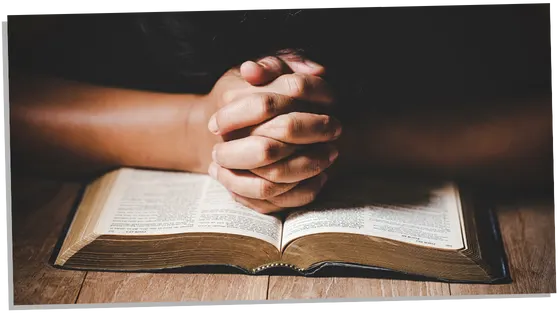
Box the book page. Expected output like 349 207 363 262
95 168 282 249
281 179 465 251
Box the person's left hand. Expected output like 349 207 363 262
206 52 341 213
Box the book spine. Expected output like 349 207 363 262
251 262 304 274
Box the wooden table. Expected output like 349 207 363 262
10 177 556 305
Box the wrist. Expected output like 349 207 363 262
117 93 217 174
184 94 222 173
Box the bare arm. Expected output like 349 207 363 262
320 0 551 187
9 74 217 179
9 17 221 180
332 97 553 186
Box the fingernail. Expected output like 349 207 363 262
334 127 342 139
208 162 218 179
304 59 321 69
320 173 328 186
329 150 339 163
208 114 220 134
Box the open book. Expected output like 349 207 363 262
53 168 509 283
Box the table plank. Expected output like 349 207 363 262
11 177 555 303
450 202 556 295
76 272 269 303
268 277 450 299
11 178 87 305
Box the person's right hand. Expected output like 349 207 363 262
203 52 342 213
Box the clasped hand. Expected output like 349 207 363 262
204 53 341 213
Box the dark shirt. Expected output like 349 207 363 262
8 4 551 111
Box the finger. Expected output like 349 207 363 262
240 54 326 87
260 73 334 104
210 92 333 136
211 93 294 135
251 144 338 183
250 112 342 144
221 72 334 105
211 92 324 136
268 173 328 208
208 161 298 199
230 192 284 214
240 56 292 86
277 53 326 77
212 136 300 169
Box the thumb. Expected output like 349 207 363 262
240 56 291 86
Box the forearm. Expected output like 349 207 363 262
332 97 553 184
10 74 215 179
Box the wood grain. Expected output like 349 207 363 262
76 272 269 303
10 177 556 304
268 277 450 299
450 202 556 295
11 177 87 305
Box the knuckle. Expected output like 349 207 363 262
279 114 302 140
321 115 331 128
300 189 319 205
316 115 339 138
319 115 332 135
258 138 279 164
284 74 308 97
263 167 283 182
304 157 323 174
255 93 277 117
258 180 277 199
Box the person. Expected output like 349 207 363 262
9 6 552 213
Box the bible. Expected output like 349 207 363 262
52 168 510 283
